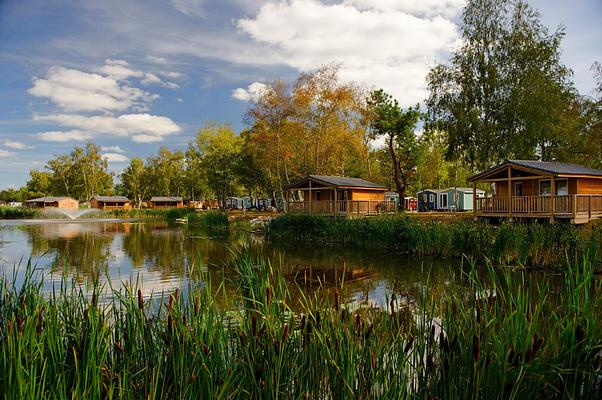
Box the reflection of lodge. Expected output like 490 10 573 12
284 175 396 216
24 196 79 209
90 196 131 210
470 160 602 224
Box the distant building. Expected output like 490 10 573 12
24 196 79 209
284 175 394 216
417 189 442 212
149 196 184 209
441 187 485 211
90 196 131 210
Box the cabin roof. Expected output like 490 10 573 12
417 189 444 194
150 196 183 202
91 195 130 202
445 187 485 193
285 175 386 190
25 196 70 202
470 160 602 181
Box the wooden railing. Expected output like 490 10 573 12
287 200 397 215
475 195 602 219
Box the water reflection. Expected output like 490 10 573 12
0 220 500 310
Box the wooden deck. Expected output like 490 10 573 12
287 200 396 216
475 195 602 223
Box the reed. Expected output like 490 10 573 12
187 211 229 229
266 214 602 268
1 254 600 399
0 206 40 219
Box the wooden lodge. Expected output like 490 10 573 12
469 160 602 224
284 175 395 216
149 196 185 209
24 196 79 209
90 196 131 210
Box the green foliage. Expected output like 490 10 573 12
187 211 229 229
0 206 39 219
0 254 600 398
367 89 422 208
267 214 602 268
426 0 577 169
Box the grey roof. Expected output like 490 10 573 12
385 191 399 196
470 160 602 181
286 175 386 190
25 196 70 202
91 195 130 202
150 196 183 202
417 189 444 194
445 187 485 193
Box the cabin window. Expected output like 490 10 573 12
539 179 568 196
440 193 448 207
315 191 321 201
514 182 523 196
429 194 435 202
539 180 551 196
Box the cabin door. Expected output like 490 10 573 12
338 190 348 212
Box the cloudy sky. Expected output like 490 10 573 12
0 0 600 188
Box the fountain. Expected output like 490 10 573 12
42 207 103 220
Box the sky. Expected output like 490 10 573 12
0 0 600 189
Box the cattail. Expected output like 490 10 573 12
17 316 24 334
355 314 361 334
341 308 347 322
365 323 373 340
316 311 321 329
252 314 257 337
472 334 480 362
334 291 339 311
174 288 180 301
371 351 376 369
137 289 143 310
182 315 187 326
114 340 124 354
188 372 197 385
266 287 271 306
168 293 174 313
275 339 281 355
92 292 98 308
203 344 210 357
21 294 26 311
439 332 448 353
167 314 173 335
404 337 414 354
282 323 289 344
193 295 200 316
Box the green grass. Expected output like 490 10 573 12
267 214 602 268
188 211 229 229
0 254 600 399
0 206 40 219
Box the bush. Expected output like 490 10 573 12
0 206 39 219
188 211 229 229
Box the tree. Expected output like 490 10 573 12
119 158 147 207
189 122 243 207
367 89 422 210
426 0 576 169
144 147 186 197
26 170 52 198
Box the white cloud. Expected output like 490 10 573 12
232 81 268 101
101 145 125 153
3 140 34 150
36 130 92 142
237 0 462 106
0 149 16 157
35 113 181 139
132 134 165 143
171 0 205 17
102 153 129 162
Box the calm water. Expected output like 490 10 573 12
0 219 554 309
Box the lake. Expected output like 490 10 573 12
0 219 557 309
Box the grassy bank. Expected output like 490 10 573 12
267 214 602 268
1 254 600 399
0 206 40 219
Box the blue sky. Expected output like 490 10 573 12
0 0 600 189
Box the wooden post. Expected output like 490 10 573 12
308 180 312 214
334 188 338 214
551 176 556 220
507 166 512 220
588 195 592 219
472 182 477 220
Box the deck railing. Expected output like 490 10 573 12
475 195 602 219
287 200 397 215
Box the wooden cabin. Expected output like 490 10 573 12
149 196 184 209
90 195 131 210
284 175 394 216
417 189 441 212
24 196 79 209
442 187 485 211
469 160 602 224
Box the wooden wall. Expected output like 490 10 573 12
577 178 602 194
349 189 385 201
57 198 79 209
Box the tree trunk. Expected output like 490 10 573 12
387 134 405 211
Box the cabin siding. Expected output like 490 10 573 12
577 178 602 194
350 189 385 201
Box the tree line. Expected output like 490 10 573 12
1 0 599 209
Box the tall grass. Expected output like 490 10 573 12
267 214 602 268
188 211 229 229
1 255 600 399
0 206 40 219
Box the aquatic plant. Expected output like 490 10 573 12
0 206 40 219
188 211 229 229
0 254 600 399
